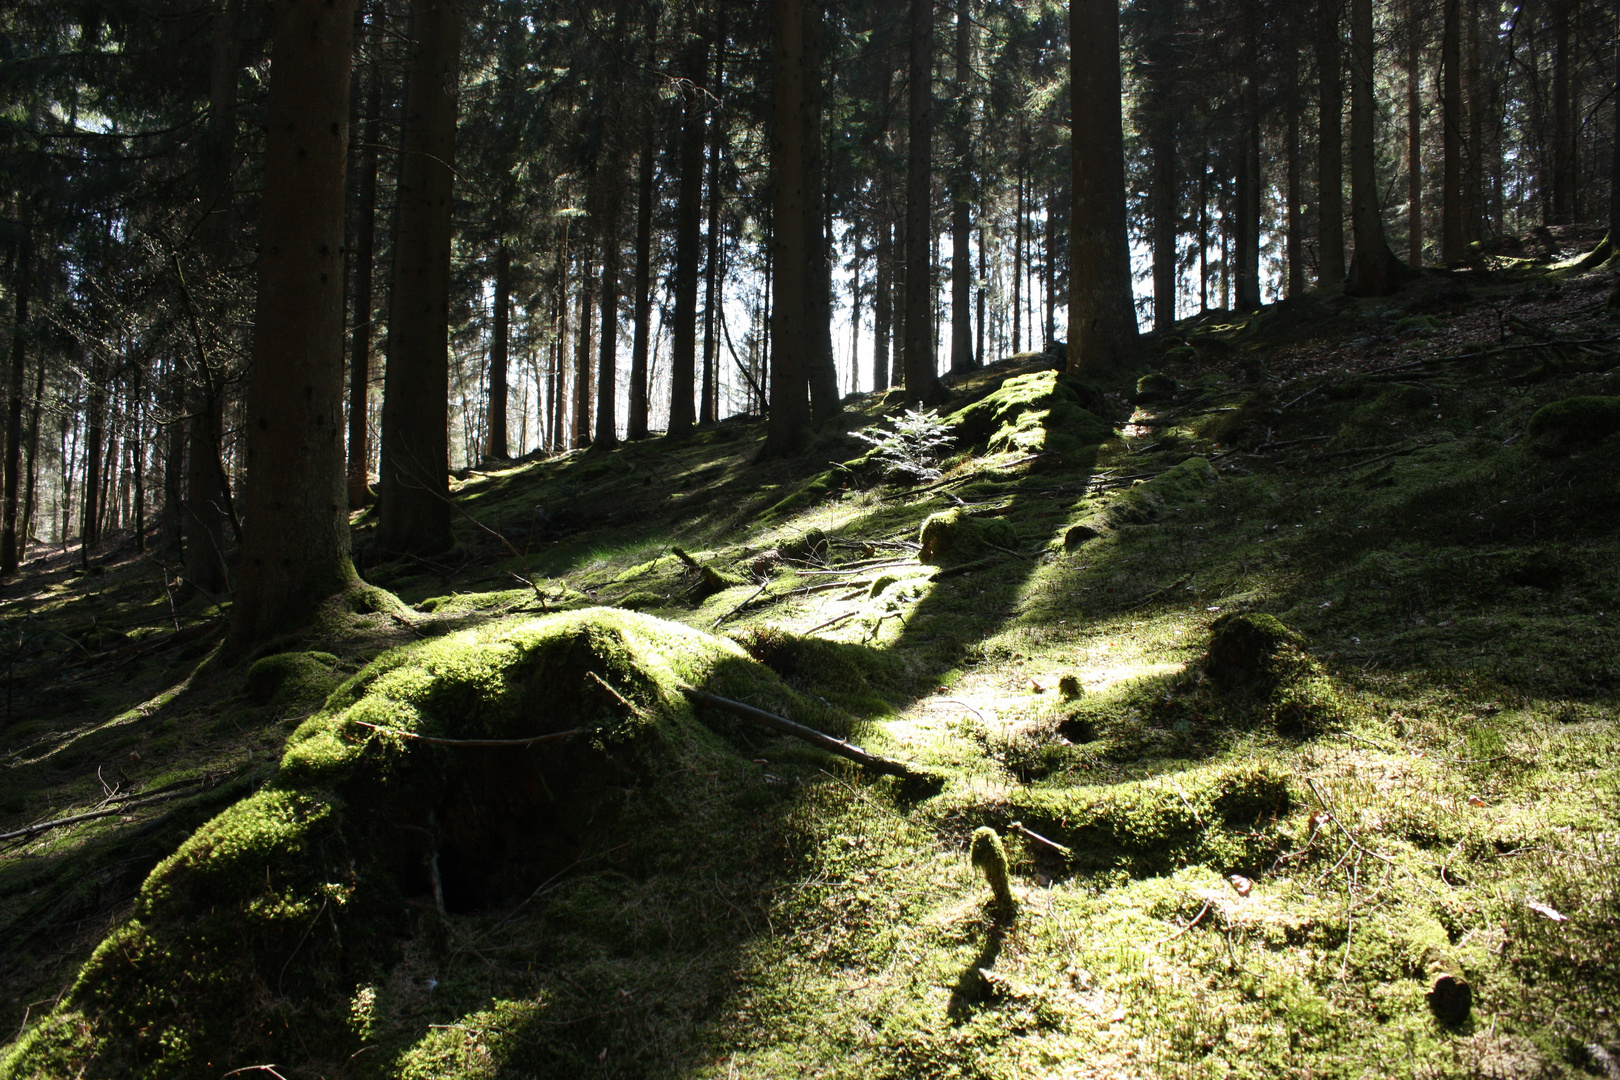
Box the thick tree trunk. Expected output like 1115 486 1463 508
1346 0 1408 296
2 233 29 575
551 230 569 451
377 0 461 556
81 359 104 566
628 135 656 439
668 36 705 440
1611 26 1620 241
1067 0 1139 381
230 0 359 646
1441 0 1464 261
1235 0 1261 311
701 5 725 425
573 249 594 448
1149 0 1178 329
804 0 841 421
1286 45 1306 297
596 156 624 449
849 226 863 393
874 215 892 391
1316 0 1347 286
1550 0 1574 225
486 243 511 459
1464 0 1483 241
1406 0 1423 268
347 1 382 506
949 0 976 373
903 0 944 405
763 0 812 457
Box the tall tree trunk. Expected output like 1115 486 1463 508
596 155 624 449
1045 187 1059 342
850 225 863 392
551 229 569 451
347 0 383 506
486 243 512 458
628 135 656 439
81 358 105 566
1199 152 1210 310
763 0 812 457
1464 0 1483 241
1013 165 1024 353
1286 42 1306 297
230 0 360 647
1346 0 1408 296
377 0 461 555
1406 0 1423 268
1 232 29 575
1235 0 1262 312
874 215 892 391
668 32 706 440
20 341 45 562
1068 0 1139 380
1149 0 1179 329
1550 0 1574 225
701 4 725 425
1441 0 1464 261
804 0 841 421
1316 0 1347 286
976 219 987 363
573 248 594 448
903 0 944 404
949 0 976 374
1610 23 1620 241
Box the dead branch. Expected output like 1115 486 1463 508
351 721 584 749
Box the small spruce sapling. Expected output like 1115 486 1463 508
852 408 955 482
969 826 1015 918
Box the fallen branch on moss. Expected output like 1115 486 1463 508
678 686 939 782
0 773 219 843
351 721 584 749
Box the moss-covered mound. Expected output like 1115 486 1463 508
945 371 1116 454
918 508 1020 565
1205 612 1306 687
955 761 1291 876
1100 456 1216 527
244 650 343 707
1525 395 1620 449
1 609 817 1080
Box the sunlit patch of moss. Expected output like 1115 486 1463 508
244 650 342 707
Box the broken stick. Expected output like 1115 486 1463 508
678 686 938 782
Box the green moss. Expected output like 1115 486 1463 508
969 827 1014 916
945 371 1114 453
244 651 342 707
1135 371 1178 402
918 509 1020 565
1525 395 1620 448
1102 456 1215 526
6 609 823 1079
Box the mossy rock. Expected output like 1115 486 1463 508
244 651 343 707
4 609 816 1079
1525 395 1620 449
918 509 1020 565
779 527 831 562
945 371 1115 453
1135 371 1178 403
1205 613 1306 687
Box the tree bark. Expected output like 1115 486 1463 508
1148 0 1178 329
1286 39 1306 297
573 248 594 448
1441 0 1464 261
701 3 725 425
903 0 944 405
2 232 29 575
377 0 461 556
595 155 624 449
486 242 511 459
1406 0 1423 268
804 0 840 421
949 0 976 373
668 32 705 440
1464 0 1483 242
347 2 383 505
1346 0 1408 296
1067 0 1139 381
1316 0 1347 286
82 354 105 565
628 130 656 440
763 0 812 457
1235 0 1262 311
1550 0 1574 225
20 339 44 562
229 0 360 647
874 214 891 391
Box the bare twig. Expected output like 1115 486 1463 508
1155 898 1213 946
0 775 215 843
679 686 937 782
712 582 769 629
350 721 584 749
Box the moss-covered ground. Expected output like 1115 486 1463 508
3 248 1619 1078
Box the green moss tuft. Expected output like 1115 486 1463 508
1525 395 1620 448
969 827 1015 916
244 651 342 707
918 509 1020 565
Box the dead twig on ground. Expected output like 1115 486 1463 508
351 721 584 749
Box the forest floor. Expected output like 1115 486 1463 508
2 231 1619 1080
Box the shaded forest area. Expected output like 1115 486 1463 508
2 0 1620 1078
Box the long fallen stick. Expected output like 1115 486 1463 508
678 686 938 783
0 776 213 844
352 721 584 749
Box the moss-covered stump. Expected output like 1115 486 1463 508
944 371 1115 455
0 609 818 1080
1525 395 1620 450
918 509 1020 565
244 650 342 707
1135 371 1178 403
1204 613 1306 687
